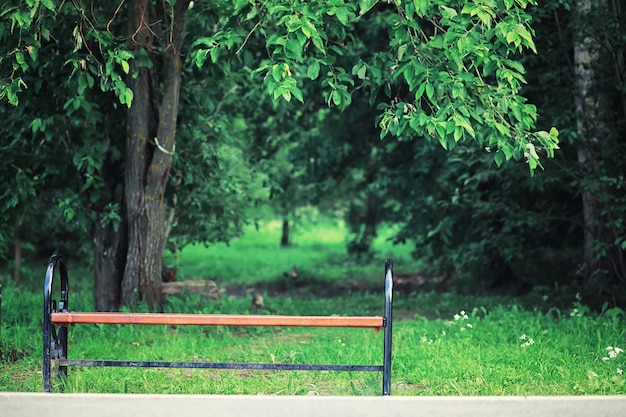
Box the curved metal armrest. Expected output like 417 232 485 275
43 254 69 393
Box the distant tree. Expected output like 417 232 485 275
521 0 626 295
572 0 626 289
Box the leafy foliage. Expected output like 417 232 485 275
187 0 559 172
0 0 569 304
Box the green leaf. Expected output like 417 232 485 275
494 151 504 167
494 122 511 136
272 85 283 101
300 23 311 38
15 51 27 70
272 64 283 82
331 89 342 106
357 64 367 80
120 60 130 74
504 59 526 74
506 31 521 48
453 114 475 137
425 83 434 100
30 118 42 133
334 7 351 25
516 25 537 52
449 50 464 71
414 0 430 17
77 75 87 95
41 0 56 11
550 127 559 137
210 47 220 63
5 87 18 105
27 45 38 62
437 132 448 150
415 83 426 100
358 0 377 16
290 85 304 103
307 61 321 80
453 126 463 142
41 26 50 41
477 10 492 27
511 104 523 123
285 38 303 62
311 35 326 54
123 88 133 107
397 44 409 61
440 6 457 19
501 143 514 160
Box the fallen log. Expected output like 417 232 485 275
161 280 221 300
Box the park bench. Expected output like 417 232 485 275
43 255 394 395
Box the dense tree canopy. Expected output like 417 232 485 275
11 0 617 310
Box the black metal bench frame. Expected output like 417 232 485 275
43 255 394 395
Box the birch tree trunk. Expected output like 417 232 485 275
574 0 624 286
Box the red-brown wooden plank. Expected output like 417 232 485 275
50 312 384 328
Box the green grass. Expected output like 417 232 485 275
164 218 421 284
394 306 626 395
1 218 625 395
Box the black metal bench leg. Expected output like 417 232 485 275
382 259 393 396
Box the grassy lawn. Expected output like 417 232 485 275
163 217 420 284
1 218 625 395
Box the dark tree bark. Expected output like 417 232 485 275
574 0 626 287
93 220 127 311
121 0 189 310
347 191 380 256
93 132 127 311
280 219 290 247
13 219 21 282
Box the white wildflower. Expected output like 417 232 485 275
605 346 623 359
519 334 535 347
453 310 469 321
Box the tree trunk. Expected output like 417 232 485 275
13 219 21 282
281 219 290 247
121 0 188 310
93 134 127 310
574 0 624 286
93 220 127 311
347 191 380 256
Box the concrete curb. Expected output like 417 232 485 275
2 393 626 417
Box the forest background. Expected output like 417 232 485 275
0 0 624 312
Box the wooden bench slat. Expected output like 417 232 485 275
50 312 384 328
